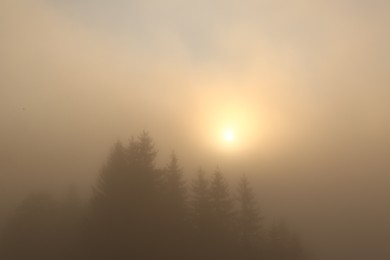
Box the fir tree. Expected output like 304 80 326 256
191 168 211 233
237 174 263 259
163 152 187 217
92 141 128 206
210 168 234 231
161 152 189 258
237 174 262 247
209 168 235 259
86 132 162 260
190 168 213 259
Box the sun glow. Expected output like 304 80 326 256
223 128 235 143
191 85 268 153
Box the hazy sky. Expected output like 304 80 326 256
1 0 390 259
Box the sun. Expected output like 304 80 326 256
223 128 235 143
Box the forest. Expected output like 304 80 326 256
0 132 309 260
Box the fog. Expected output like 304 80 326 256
1 0 390 259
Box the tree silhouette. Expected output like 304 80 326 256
210 168 234 229
209 168 235 259
85 141 129 258
191 168 211 230
92 141 128 207
190 168 213 259
236 174 263 259
0 131 311 260
163 152 187 219
160 152 189 259
85 132 163 260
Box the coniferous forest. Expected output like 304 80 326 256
0 132 309 260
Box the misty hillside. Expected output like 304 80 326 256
0 132 308 260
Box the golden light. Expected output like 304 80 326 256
190 82 272 154
198 96 261 152
223 128 235 143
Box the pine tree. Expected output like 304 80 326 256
86 132 162 260
210 168 233 231
85 142 129 260
191 168 211 232
163 152 187 217
128 131 157 171
237 174 262 244
190 168 213 259
93 141 128 206
161 152 189 258
126 131 161 208
237 174 263 259
209 168 235 259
